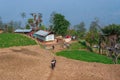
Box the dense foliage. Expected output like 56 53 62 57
25 24 30 29
0 33 37 48
102 24 120 35
85 31 99 46
67 29 77 36
50 13 70 36
84 18 100 47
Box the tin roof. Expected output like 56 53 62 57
14 29 32 33
34 30 51 36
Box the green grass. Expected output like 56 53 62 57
0 33 37 48
69 42 87 50
56 50 120 64
69 41 93 52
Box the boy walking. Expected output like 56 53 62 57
51 57 56 70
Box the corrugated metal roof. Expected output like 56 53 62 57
14 29 32 33
34 30 50 36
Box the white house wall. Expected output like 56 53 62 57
45 34 54 41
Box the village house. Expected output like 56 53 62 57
33 30 54 42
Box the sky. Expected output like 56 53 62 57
0 0 120 28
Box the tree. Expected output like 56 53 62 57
89 18 100 32
12 21 22 28
7 21 14 33
28 18 34 24
4 21 21 33
67 29 77 36
8 21 14 27
102 24 120 35
50 13 70 36
99 24 120 63
0 17 3 29
85 31 99 47
74 22 86 38
27 18 34 27
85 18 101 47
26 24 30 29
7 26 14 33
30 13 42 31
40 25 46 30
102 24 120 45
48 25 53 31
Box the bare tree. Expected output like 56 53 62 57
30 13 42 31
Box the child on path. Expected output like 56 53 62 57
51 57 56 70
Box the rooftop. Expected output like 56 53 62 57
14 29 32 33
34 30 51 36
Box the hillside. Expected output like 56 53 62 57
0 33 37 48
0 45 120 80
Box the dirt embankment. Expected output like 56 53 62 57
0 45 120 80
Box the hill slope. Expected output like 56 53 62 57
0 45 120 80
0 33 37 48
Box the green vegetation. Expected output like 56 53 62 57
56 50 120 64
50 12 70 36
102 24 120 35
56 42 120 64
0 33 37 48
69 41 93 52
74 22 86 39
69 42 86 50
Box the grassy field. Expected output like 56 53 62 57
56 50 120 64
0 33 37 48
56 42 120 64
68 42 86 50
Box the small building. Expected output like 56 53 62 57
33 30 54 41
14 29 32 34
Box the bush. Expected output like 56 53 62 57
78 40 93 52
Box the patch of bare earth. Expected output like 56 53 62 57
0 45 120 80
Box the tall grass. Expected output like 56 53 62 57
0 33 37 48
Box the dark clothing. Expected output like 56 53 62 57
51 59 56 70
52 45 55 50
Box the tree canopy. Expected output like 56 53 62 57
0 17 3 29
50 13 70 36
102 24 120 35
89 18 100 32
74 22 86 38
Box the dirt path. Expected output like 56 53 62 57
0 45 120 80
47 70 54 80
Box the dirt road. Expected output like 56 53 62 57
0 45 120 80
